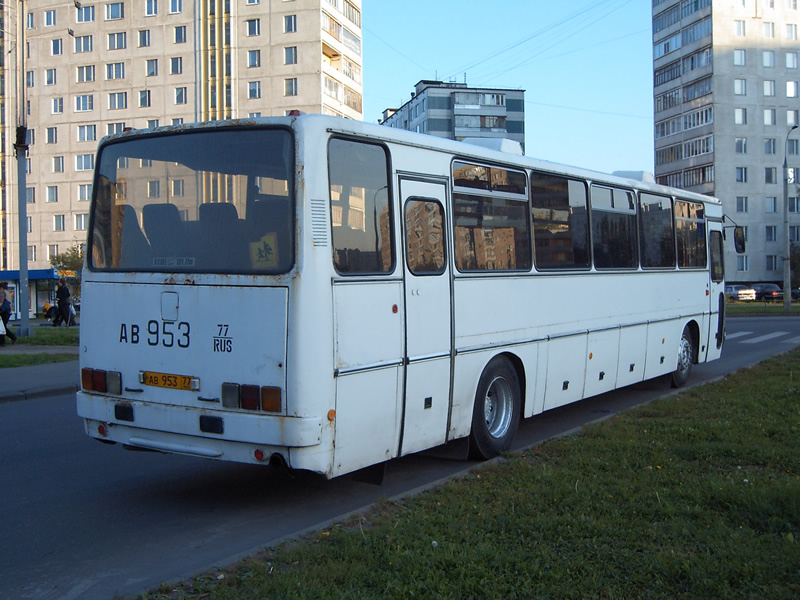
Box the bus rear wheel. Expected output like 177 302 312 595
468 356 521 460
671 326 694 388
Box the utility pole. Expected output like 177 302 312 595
783 124 798 312
14 0 32 336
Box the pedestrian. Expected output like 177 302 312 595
53 278 71 327
0 287 17 345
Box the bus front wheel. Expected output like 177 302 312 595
468 356 521 460
671 326 694 388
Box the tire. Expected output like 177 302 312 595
468 356 521 460
671 326 694 388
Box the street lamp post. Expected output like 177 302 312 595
783 124 799 312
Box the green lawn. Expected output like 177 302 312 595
138 349 800 600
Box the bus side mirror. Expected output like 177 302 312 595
733 226 746 253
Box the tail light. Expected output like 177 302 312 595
81 368 122 395
221 382 282 413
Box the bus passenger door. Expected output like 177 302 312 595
707 227 725 361
399 178 453 456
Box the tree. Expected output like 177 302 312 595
50 244 85 297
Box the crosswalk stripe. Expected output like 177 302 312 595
740 331 790 344
781 336 800 345
726 331 752 340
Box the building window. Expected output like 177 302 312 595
105 3 124 20
52 97 64 114
766 255 778 270
74 35 93 53
284 15 297 33
75 214 89 231
54 215 65 232
108 122 126 135
734 49 746 65
175 87 187 104
171 180 185 197
47 186 59 203
175 26 187 43
766 138 777 154
766 167 778 183
75 94 94 112
106 62 125 79
285 46 297 65
46 127 57 144
170 0 183 13
247 50 261 67
78 124 97 141
790 110 800 126
764 22 776 37
108 32 126 50
51 39 63 56
45 68 57 86
147 119 160 129
108 92 128 109
788 52 799 68
248 81 261 99
78 184 92 201
53 156 64 173
788 23 799 39
28 246 37 262
766 197 778 213
735 137 747 153
77 64 95 83
76 154 94 171
763 80 776 96
45 9 56 26
735 108 747 124
736 196 749 212
146 58 158 76
736 167 748 183
77 5 95 22
48 245 59 261
26 12 33 29
146 0 158 16
26 71 34 88
788 81 799 97
764 50 776 67
734 78 747 95
26 188 35 204
170 57 183 74
246 18 261 36
139 90 151 107
148 181 160 198
735 20 746 36
139 29 151 47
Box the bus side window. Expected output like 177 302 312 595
530 172 590 270
328 138 394 275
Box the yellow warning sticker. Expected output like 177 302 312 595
250 232 279 269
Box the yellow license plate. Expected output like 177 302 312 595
142 371 195 391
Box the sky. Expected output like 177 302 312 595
360 0 655 176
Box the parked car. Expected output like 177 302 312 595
725 284 756 301
751 283 783 302
792 288 800 302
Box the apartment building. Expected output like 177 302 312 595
653 0 800 283
380 80 525 153
0 0 362 306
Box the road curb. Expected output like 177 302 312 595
0 384 79 404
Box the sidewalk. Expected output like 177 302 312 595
0 345 80 402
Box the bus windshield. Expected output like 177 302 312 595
89 126 295 274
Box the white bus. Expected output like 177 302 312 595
77 115 735 479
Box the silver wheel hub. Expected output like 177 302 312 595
484 376 513 439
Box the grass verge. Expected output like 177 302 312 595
12 325 80 346
726 302 800 315
0 353 77 368
138 349 800 600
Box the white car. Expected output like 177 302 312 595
725 284 756 301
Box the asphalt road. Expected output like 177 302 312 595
2 316 798 600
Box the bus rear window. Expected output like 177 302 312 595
89 127 295 274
